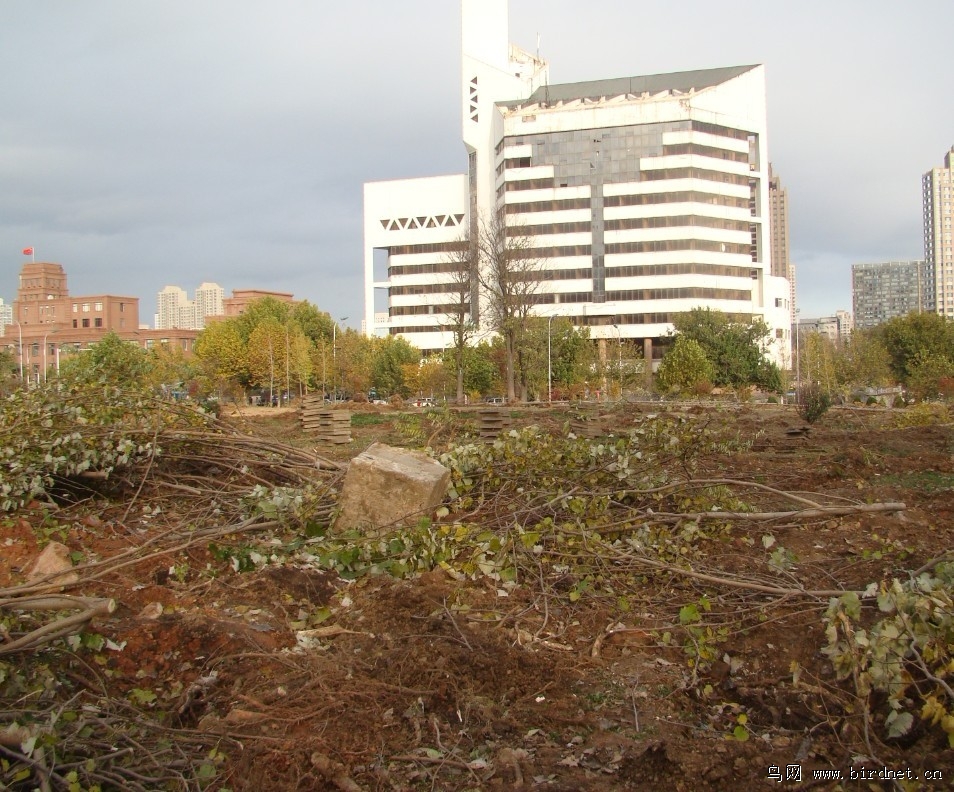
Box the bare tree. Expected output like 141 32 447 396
439 235 478 404
476 213 543 402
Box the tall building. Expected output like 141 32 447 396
194 282 225 329
768 165 796 319
852 260 929 330
156 282 225 329
0 299 12 335
156 286 192 330
923 147 954 317
363 0 791 368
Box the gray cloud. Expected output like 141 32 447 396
1 0 950 325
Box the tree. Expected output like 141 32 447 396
671 308 782 391
836 331 892 391
440 235 477 403
656 336 716 394
370 336 420 397
247 318 287 403
876 312 954 386
194 320 249 397
335 329 373 397
291 301 335 346
58 332 150 386
477 213 543 402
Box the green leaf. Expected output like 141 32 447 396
679 604 700 625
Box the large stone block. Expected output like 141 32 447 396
335 443 451 533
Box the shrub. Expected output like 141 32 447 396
797 384 831 424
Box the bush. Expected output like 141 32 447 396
797 384 831 424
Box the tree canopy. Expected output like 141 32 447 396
668 308 782 392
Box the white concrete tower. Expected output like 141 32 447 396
461 0 547 231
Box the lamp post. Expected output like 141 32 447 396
547 315 554 404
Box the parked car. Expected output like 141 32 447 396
484 396 505 405
413 397 435 408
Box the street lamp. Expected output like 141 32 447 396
547 315 554 404
332 316 348 402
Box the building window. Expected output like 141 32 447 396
72 304 78 313
119 318 125 329
82 303 90 312
94 318 103 328
82 318 90 328
119 303 125 312
94 302 103 311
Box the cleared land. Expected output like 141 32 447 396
2 400 953 790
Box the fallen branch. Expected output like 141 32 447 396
629 501 906 525
0 598 116 656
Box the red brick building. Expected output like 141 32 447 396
3 262 198 383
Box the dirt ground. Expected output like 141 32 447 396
2 401 953 790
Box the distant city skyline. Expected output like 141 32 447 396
2 1 951 327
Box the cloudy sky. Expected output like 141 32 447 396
2 0 951 327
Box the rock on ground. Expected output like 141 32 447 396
335 443 450 533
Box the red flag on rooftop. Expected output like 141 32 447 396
22 247 33 255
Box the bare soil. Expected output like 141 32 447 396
2 401 953 790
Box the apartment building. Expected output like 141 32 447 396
156 282 225 330
768 165 797 319
797 310 853 343
363 0 791 367
852 260 930 330
923 146 954 317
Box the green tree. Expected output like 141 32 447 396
58 332 150 386
247 318 287 402
233 296 292 343
460 342 499 398
836 330 892 391
672 308 782 391
194 320 249 396
907 350 954 401
876 312 954 385
291 301 335 345
656 336 716 394
335 329 373 397
370 336 420 397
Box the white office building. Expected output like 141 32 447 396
363 0 791 368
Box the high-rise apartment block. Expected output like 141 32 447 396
155 282 225 330
363 0 791 367
923 147 954 318
768 165 796 319
0 299 12 334
852 260 930 330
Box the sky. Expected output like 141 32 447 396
2 0 952 328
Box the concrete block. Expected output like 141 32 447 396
335 443 451 533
